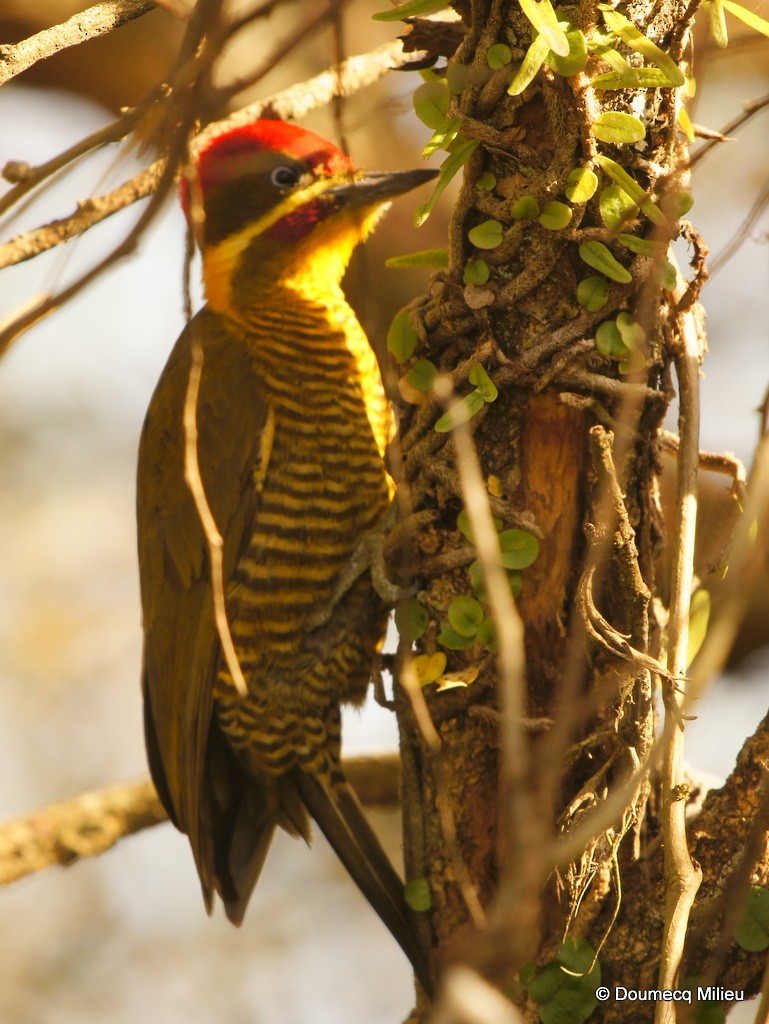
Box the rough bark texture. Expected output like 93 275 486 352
386 0 750 1014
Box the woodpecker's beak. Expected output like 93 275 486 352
326 168 439 210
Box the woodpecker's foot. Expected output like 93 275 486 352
308 506 414 631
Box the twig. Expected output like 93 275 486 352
0 0 156 88
689 91 769 168
182 332 249 697
655 305 704 1023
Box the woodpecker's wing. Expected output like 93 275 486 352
138 307 270 906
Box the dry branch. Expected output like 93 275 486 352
0 0 157 88
0 756 401 887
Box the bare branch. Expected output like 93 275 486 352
0 0 157 88
655 303 704 1022
0 755 401 888
0 778 167 886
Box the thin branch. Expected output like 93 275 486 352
182 331 249 697
689 90 769 168
0 778 167 886
655 304 704 1024
0 755 402 887
0 0 157 88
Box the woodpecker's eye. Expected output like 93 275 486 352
270 166 300 189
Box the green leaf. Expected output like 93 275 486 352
661 190 694 218
437 624 476 649
448 595 485 637
464 259 490 285
499 529 539 569
593 111 646 144
457 508 502 542
413 651 447 685
511 195 541 219
595 154 667 226
422 118 462 157
734 886 769 951
476 616 497 650
386 248 449 268
404 877 432 911
547 22 588 76
373 0 448 21
434 390 486 432
618 348 646 374
687 588 710 666
394 597 429 643
615 310 645 349
595 318 627 358
598 47 640 84
468 219 504 249
598 184 638 230
508 569 523 598
519 0 570 55
579 241 632 283
387 308 418 361
678 105 695 142
487 42 512 68
704 0 728 47
592 67 673 89
576 275 609 312
527 939 600 1024
565 167 598 203
468 559 486 599
408 358 439 392
659 259 677 291
468 363 498 402
508 33 550 95
415 139 478 227
477 171 497 191
602 9 685 85
413 80 451 130
539 200 573 230
722 0 769 37
618 232 666 256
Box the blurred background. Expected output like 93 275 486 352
0 2 767 1021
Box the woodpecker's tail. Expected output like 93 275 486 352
290 767 433 996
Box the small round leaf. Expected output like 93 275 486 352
565 167 598 204
394 597 429 642
407 358 439 392
447 595 485 637
511 195 541 220
538 200 573 230
498 529 539 569
464 259 490 285
576 275 609 312
468 219 504 249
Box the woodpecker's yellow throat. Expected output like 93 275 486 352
137 118 436 990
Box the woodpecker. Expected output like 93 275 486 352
137 119 436 987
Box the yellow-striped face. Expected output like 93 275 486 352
187 119 437 316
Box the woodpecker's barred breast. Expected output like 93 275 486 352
212 297 391 780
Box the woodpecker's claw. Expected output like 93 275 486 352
308 506 412 630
